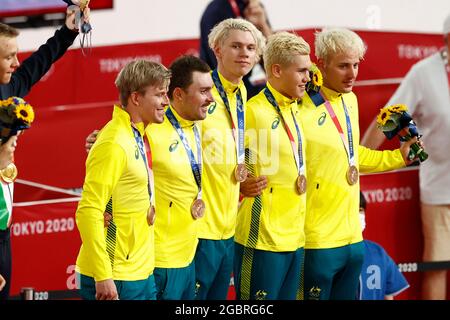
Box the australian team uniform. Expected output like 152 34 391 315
195 69 247 300
234 83 307 300
76 106 156 300
300 87 406 300
148 106 202 300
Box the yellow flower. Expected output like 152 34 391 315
0 98 13 108
387 104 408 113
377 108 392 126
14 103 35 124
310 64 323 87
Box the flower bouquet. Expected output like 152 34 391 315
305 63 323 93
376 104 428 162
0 97 35 144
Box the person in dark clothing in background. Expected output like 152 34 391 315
200 0 272 98
0 5 85 300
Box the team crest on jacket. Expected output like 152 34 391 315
308 286 321 299
271 117 280 129
135 145 139 159
318 112 326 126
169 140 179 152
208 102 217 114
255 290 267 300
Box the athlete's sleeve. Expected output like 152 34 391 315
358 145 406 173
76 141 127 281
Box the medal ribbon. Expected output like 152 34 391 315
264 87 305 175
211 69 245 165
166 107 203 200
320 91 355 166
227 0 242 17
131 125 155 206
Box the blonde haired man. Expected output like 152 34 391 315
76 60 170 300
195 18 265 300
299 28 418 300
235 31 311 300
200 0 272 98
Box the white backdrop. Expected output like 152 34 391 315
15 0 450 51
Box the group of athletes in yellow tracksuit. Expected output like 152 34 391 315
75 18 418 300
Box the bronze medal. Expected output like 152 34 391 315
346 165 359 185
234 164 248 182
147 205 156 226
296 174 307 194
191 199 205 219
0 163 18 183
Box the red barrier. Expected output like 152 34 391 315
10 181 80 297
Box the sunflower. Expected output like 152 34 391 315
0 97 13 108
376 108 392 126
310 64 323 87
387 104 408 114
14 103 35 124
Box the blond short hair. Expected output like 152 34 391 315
0 22 19 38
208 18 265 63
315 28 366 62
115 59 171 106
264 31 310 77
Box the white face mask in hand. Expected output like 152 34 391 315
359 209 366 232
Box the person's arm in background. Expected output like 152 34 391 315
199 1 232 68
361 64 422 150
243 0 272 38
7 7 85 97
360 119 387 150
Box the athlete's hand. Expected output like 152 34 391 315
104 212 112 228
240 175 268 197
95 279 118 300
243 0 272 36
399 136 423 165
85 130 99 153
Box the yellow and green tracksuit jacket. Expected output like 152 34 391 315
300 87 406 249
147 106 200 268
198 70 247 240
76 105 154 281
235 83 307 252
